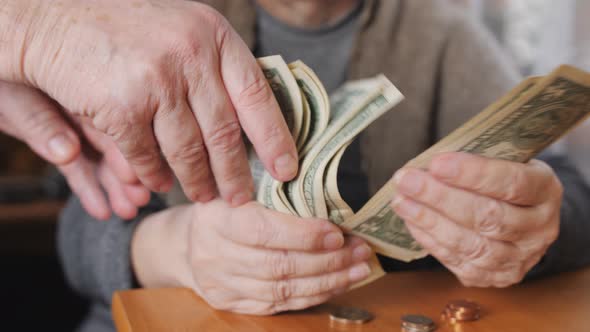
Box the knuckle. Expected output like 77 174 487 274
253 218 276 248
267 250 297 280
168 141 209 167
271 279 293 303
137 56 169 86
21 106 60 136
465 239 489 262
504 167 528 202
300 225 325 251
261 121 287 147
325 253 347 273
124 145 161 169
315 274 337 294
236 75 275 111
458 265 483 283
423 181 446 208
475 199 506 237
206 120 243 154
435 246 461 267
199 5 230 36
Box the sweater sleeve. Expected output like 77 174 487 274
526 154 590 279
57 194 166 306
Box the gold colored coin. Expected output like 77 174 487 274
443 299 482 323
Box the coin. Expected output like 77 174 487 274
443 299 482 323
401 314 436 332
329 307 374 324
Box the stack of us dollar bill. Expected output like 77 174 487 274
255 55 590 287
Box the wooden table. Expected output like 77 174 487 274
112 268 590 332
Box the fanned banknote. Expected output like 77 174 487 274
256 58 590 285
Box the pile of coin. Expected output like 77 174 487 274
400 314 436 332
442 299 481 323
329 306 374 325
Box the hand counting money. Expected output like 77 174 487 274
255 56 590 286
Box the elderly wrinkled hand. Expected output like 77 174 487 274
0 82 150 219
3 0 297 206
131 200 373 315
391 152 562 287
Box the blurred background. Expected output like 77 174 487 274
452 0 590 182
0 0 588 330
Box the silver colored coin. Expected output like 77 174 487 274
401 326 435 332
401 314 436 332
329 307 374 324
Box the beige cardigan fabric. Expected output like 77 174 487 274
176 0 520 202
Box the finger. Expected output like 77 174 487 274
428 152 556 206
98 162 138 220
215 201 344 251
392 195 520 271
59 157 110 220
225 236 371 280
122 184 151 207
404 222 522 288
0 85 81 165
228 292 334 315
153 101 216 201
217 21 298 181
234 261 370 303
393 168 544 241
186 61 253 205
80 120 150 208
92 109 173 193
82 122 140 184
271 291 334 313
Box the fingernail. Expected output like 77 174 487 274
48 134 75 162
394 170 424 196
392 196 422 220
323 232 344 250
197 191 216 202
432 154 460 179
274 153 298 179
230 191 252 206
349 263 370 282
158 177 174 193
352 244 371 262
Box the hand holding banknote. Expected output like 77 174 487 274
254 57 590 290
131 200 373 315
391 152 562 287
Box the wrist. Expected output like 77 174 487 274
131 204 194 289
0 0 47 83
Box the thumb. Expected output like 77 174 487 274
0 82 81 165
18 102 81 166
